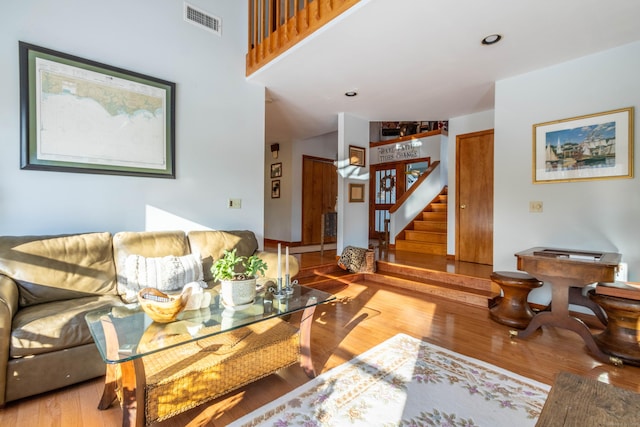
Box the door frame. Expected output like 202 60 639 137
455 129 494 265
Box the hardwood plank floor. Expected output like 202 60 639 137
2 275 639 426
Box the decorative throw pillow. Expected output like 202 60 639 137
337 246 368 273
124 254 204 302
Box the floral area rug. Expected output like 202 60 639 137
229 333 550 427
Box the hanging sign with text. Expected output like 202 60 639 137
377 141 420 163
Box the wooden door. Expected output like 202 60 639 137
456 130 494 265
302 156 337 245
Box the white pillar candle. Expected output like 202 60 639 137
277 243 282 279
286 246 289 276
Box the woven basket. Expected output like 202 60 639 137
142 317 300 424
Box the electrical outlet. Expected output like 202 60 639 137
615 262 628 282
228 198 242 209
529 201 543 213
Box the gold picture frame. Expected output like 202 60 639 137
349 183 365 202
532 107 633 183
349 145 366 167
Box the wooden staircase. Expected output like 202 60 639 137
394 187 448 255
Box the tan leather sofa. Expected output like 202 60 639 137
0 229 298 406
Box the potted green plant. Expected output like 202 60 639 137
212 249 268 308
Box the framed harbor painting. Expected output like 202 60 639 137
19 42 176 178
532 107 633 183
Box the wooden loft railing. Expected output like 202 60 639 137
247 0 361 76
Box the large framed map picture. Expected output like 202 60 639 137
19 42 176 178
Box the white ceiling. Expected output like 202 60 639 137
247 0 640 144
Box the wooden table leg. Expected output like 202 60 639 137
98 363 118 410
119 359 146 427
100 316 148 426
299 299 318 378
569 286 608 326
511 278 621 365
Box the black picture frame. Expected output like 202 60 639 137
271 180 281 198
19 42 176 178
270 162 282 178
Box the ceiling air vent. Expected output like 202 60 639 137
184 2 222 36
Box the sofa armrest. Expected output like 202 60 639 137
0 274 19 405
254 251 299 282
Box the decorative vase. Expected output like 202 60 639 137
220 278 256 307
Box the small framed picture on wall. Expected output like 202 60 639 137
270 162 282 178
349 183 365 202
271 180 280 198
349 145 366 167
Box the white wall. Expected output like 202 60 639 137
447 110 495 254
337 113 370 251
494 41 640 304
264 139 293 242
0 1 266 239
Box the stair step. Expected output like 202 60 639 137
422 211 447 221
367 274 494 308
376 260 496 294
414 221 447 232
395 240 446 255
430 203 447 212
404 230 447 243
296 268 363 291
294 263 342 280
295 255 499 309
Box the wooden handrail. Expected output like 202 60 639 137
247 0 361 76
389 161 440 214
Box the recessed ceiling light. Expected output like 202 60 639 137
482 34 502 45
345 91 358 97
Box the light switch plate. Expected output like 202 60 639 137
529 201 543 213
228 198 242 209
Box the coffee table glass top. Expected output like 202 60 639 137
85 284 335 364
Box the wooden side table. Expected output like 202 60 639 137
512 247 622 365
489 271 542 329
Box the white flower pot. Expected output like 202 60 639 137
220 278 256 307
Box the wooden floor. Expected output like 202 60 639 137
2 250 639 426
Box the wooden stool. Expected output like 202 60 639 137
588 289 640 366
490 271 543 329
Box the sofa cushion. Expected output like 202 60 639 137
187 230 259 282
0 233 117 307
125 253 203 296
10 294 123 358
113 231 190 303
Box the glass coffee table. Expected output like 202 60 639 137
85 284 335 427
